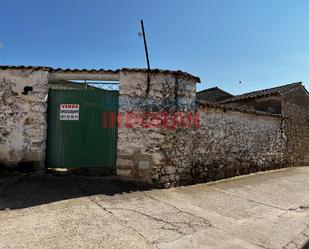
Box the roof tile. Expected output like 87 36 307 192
197 100 282 118
0 65 200 82
217 82 303 104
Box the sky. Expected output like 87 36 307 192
1 0 309 94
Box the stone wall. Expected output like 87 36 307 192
281 87 309 166
0 69 48 170
116 70 197 185
116 70 287 187
0 66 307 186
166 106 285 186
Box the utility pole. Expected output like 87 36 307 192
0 42 4 65
139 20 151 93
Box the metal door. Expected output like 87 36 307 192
46 88 118 172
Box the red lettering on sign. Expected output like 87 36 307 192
60 104 79 109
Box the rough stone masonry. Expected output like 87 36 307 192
0 66 308 187
116 70 309 187
0 68 48 169
116 69 198 185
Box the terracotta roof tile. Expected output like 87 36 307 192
0 65 120 74
197 100 282 118
217 82 303 104
0 65 200 82
121 68 200 82
197 87 233 102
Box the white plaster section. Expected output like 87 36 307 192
0 69 49 168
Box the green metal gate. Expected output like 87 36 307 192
46 88 118 172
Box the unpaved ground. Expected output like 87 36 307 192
0 167 308 249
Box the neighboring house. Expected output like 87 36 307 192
196 87 233 103
198 82 309 166
216 82 309 117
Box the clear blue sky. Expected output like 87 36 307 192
1 0 309 94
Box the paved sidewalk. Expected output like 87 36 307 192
0 167 308 249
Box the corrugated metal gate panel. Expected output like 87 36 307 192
46 89 118 171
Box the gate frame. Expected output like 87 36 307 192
46 71 120 174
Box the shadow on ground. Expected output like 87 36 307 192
0 174 153 210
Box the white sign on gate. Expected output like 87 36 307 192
60 104 79 120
